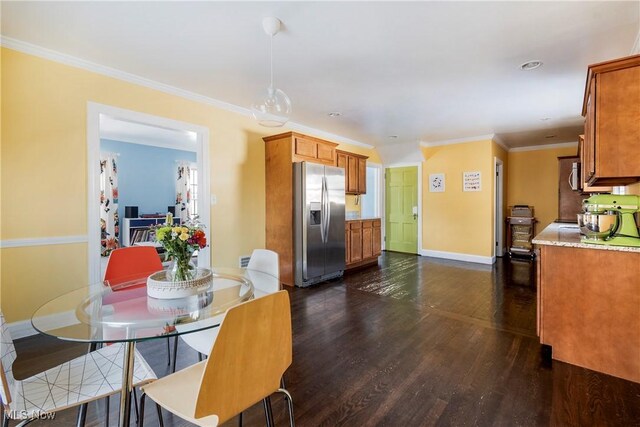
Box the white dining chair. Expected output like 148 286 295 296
0 313 158 427
178 249 281 359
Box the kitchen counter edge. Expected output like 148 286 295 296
532 222 640 253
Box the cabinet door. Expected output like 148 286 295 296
595 66 640 180
362 220 373 259
357 157 367 194
316 142 336 165
584 79 596 181
347 156 358 194
372 220 382 256
294 137 317 159
345 222 351 265
337 152 348 191
578 135 612 193
349 222 362 263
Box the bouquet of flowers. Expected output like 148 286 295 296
154 213 207 281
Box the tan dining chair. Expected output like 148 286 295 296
139 290 294 427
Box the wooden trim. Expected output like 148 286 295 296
263 131 338 147
335 149 368 160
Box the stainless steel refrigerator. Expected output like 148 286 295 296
294 162 345 287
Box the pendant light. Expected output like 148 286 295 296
251 17 292 127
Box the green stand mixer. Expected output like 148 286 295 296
578 194 640 247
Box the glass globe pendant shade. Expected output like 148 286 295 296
251 86 292 127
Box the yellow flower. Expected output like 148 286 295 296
182 227 189 234
172 227 181 234
179 232 189 241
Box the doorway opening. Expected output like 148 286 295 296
384 164 422 254
494 157 504 258
87 103 210 285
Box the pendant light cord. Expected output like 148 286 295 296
269 35 274 90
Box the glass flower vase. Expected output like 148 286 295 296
166 256 197 282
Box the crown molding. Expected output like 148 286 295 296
508 141 578 153
0 36 373 149
632 27 640 55
420 134 496 148
491 134 510 151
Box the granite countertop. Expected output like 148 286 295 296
533 223 640 253
345 216 381 221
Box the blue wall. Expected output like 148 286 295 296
100 139 196 243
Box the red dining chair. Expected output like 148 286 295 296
104 246 163 285
103 246 175 366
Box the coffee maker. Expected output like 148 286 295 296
578 194 640 247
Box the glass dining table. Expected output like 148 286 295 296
30 267 275 427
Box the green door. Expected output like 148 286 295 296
385 167 418 254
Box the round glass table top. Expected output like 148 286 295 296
30 267 270 343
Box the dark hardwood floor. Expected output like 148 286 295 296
11 252 640 426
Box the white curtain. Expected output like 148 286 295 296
176 162 192 223
100 153 120 257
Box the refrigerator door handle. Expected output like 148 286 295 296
324 176 331 244
320 176 327 243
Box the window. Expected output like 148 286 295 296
360 165 381 218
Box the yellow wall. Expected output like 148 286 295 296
507 145 578 232
421 139 495 257
0 48 377 321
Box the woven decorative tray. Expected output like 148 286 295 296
147 268 213 299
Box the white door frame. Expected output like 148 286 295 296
87 102 211 285
494 157 504 257
383 162 423 254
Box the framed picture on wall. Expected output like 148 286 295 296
429 173 445 192
463 171 481 192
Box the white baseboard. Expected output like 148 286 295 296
8 319 38 339
420 249 496 265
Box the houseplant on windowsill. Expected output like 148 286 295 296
154 213 207 281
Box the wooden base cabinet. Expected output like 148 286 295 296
538 245 640 383
346 219 381 270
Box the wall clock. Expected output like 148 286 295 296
429 173 445 192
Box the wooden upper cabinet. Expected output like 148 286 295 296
336 150 368 195
582 54 640 186
266 132 337 166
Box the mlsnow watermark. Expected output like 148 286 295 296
6 410 56 420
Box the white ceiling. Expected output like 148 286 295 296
2 1 638 148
